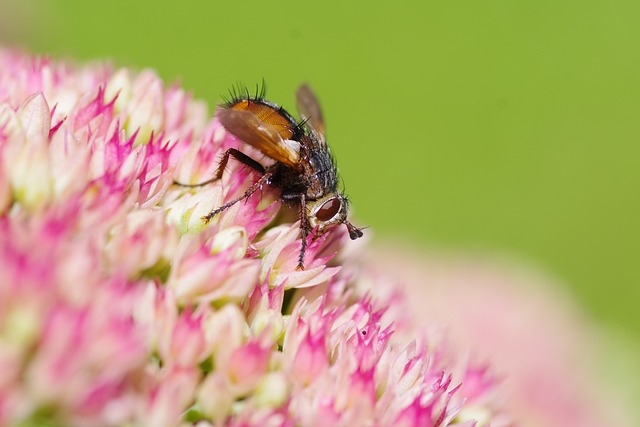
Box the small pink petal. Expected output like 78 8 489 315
17 92 51 140
226 341 271 393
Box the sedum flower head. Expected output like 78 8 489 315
0 49 506 427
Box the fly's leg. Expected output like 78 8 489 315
174 148 265 187
203 171 273 223
297 193 309 270
283 192 309 270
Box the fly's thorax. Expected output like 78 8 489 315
301 146 338 198
307 193 349 235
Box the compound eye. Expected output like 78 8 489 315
316 197 341 222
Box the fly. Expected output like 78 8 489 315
176 84 363 269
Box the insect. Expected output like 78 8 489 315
177 84 363 269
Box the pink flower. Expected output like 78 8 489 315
370 247 637 427
0 48 515 427
226 341 272 393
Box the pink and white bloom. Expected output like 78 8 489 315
370 248 637 427
10 48 630 427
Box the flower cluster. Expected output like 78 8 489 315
0 50 503 427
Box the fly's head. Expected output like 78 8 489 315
307 193 363 240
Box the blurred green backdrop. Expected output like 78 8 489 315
3 0 639 342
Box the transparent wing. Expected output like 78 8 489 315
296 84 326 137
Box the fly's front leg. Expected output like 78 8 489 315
174 148 265 187
203 170 273 223
298 194 309 270
282 192 309 270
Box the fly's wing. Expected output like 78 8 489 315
217 108 301 169
296 84 326 138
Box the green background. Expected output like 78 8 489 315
4 1 639 343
